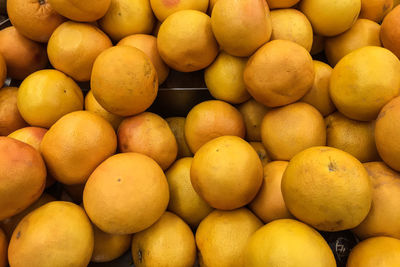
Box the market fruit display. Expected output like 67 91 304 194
1 0 400 266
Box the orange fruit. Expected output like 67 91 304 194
249 161 293 223
0 87 27 136
150 0 209 22
300 60 335 116
244 40 315 107
347 236 400 267
84 90 123 131
300 0 361 36
166 157 213 227
131 212 196 267
204 52 250 104
330 46 400 121
281 146 372 231
184 100 245 153
40 111 117 185
270 9 313 52
353 162 400 239
196 208 263 267
8 127 47 151
238 99 269 142
325 19 381 66
267 0 300 9
249 142 271 166
191 136 263 210
244 219 336 267
0 26 48 80
91 46 158 117
381 5 400 59
165 117 193 158
157 10 218 72
8 201 94 267
48 21 112 82
99 0 155 41
48 0 111 22
117 34 170 84
211 0 272 57
118 112 178 170
83 153 169 234
325 112 379 163
360 0 393 23
375 96 400 171
261 102 326 160
0 137 46 220
0 228 6 267
17 69 84 128
7 0 65 42
91 224 131 263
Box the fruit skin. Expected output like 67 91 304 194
40 111 117 185
118 34 170 85
8 127 47 151
249 161 293 223
301 60 335 116
0 26 48 80
347 236 400 267
7 0 65 42
244 40 315 108
0 87 27 136
0 228 6 267
325 19 381 66
48 21 112 82
91 224 131 263
150 0 209 22
184 100 245 153
359 0 393 23
166 157 213 228
91 46 158 117
17 69 84 128
0 53 6 86
249 142 271 166
330 46 400 121
157 10 218 72
261 102 326 161
325 112 379 163
83 153 169 234
270 9 313 52
166 117 193 158
191 136 263 210
244 219 336 267
300 0 361 37
196 208 263 267
204 52 250 104
48 0 111 22
375 96 400 171
84 90 123 131
353 162 400 239
118 112 178 170
210 0 272 57
381 5 400 59
8 201 94 267
238 99 269 142
99 0 155 41
267 0 300 9
281 146 372 231
0 137 46 221
131 212 196 267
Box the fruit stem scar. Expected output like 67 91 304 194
328 158 337 172
39 0 46 5
138 249 143 263
16 231 21 239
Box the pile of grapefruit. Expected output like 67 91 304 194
1 0 400 266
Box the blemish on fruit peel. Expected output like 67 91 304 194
162 0 180 7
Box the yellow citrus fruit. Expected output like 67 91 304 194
8 201 94 267
48 0 111 22
244 40 315 107
238 99 269 142
17 69 84 128
249 142 271 166
196 208 263 267
204 52 250 104
281 146 372 231
261 102 326 160
166 157 213 227
244 219 336 267
131 212 196 267
48 21 112 82
347 236 400 267
267 0 300 9
191 136 263 210
150 0 209 22
330 46 400 121
40 111 117 185
301 60 335 116
165 117 193 158
8 127 47 151
0 87 27 136
83 153 169 234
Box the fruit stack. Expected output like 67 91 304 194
0 0 400 266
